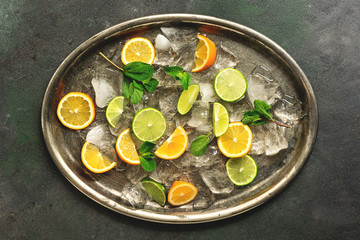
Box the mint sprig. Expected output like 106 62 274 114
241 100 290 128
99 52 158 104
165 66 190 90
139 141 157 172
190 132 212 156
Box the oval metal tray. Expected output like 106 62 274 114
41 14 318 224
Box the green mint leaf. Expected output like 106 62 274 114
241 111 261 125
253 100 273 121
130 86 143 104
165 66 183 77
190 134 211 156
143 78 159 92
133 80 144 91
165 66 190 90
140 156 156 172
179 72 190 90
139 141 156 155
122 75 132 98
249 120 268 126
123 62 154 81
142 152 155 158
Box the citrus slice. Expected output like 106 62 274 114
115 128 140 165
121 37 156 65
213 102 229 137
57 92 95 130
214 68 247 102
106 96 129 128
154 126 188 160
226 155 257 186
81 141 116 173
132 108 166 142
192 34 217 72
141 179 167 206
177 84 200 115
168 181 198 206
217 122 253 158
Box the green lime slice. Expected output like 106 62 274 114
214 68 247 102
132 107 166 142
213 102 229 137
226 155 257 186
141 179 167 206
177 84 200 115
106 96 129 128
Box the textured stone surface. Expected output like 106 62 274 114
0 1 359 239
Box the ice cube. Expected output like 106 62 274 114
249 125 266 155
199 82 218 102
187 100 212 133
265 123 288 156
193 185 215 210
155 34 171 51
91 67 120 108
125 165 148 184
189 145 222 168
200 161 234 195
108 105 134 137
121 182 147 208
158 88 181 121
272 95 303 125
149 160 182 188
160 27 197 52
247 65 280 105
86 124 116 148
213 45 239 70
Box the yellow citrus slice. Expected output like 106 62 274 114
121 37 156 65
192 34 217 72
154 126 188 160
115 128 140 165
217 122 253 158
168 181 198 206
57 92 95 130
81 141 116 173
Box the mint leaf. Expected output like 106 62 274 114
123 62 154 81
122 75 132 98
143 78 159 92
190 133 211 156
165 66 191 90
130 86 143 104
139 141 156 155
140 156 156 172
178 72 190 90
253 100 273 121
133 80 144 91
165 66 183 77
242 111 261 125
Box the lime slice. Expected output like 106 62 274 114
141 179 167 206
132 107 166 142
226 155 257 186
177 84 200 115
213 102 229 137
106 96 129 128
214 68 247 102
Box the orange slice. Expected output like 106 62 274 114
81 141 116 173
217 122 253 158
154 126 188 160
57 92 95 130
115 128 140 165
121 37 156 65
192 34 217 72
168 181 198 206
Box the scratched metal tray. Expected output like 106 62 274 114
41 14 318 224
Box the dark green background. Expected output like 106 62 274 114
1 0 359 239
